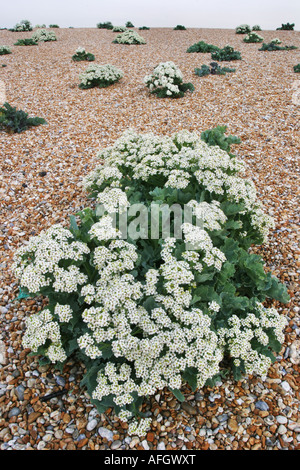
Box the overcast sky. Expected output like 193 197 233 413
1 0 299 30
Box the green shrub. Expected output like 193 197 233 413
211 45 242 61
0 102 46 133
174 25 186 30
0 45 12 55
259 42 297 51
243 32 264 43
201 125 241 155
112 30 146 45
79 64 124 89
31 29 57 42
72 47 95 62
187 41 220 53
9 19 32 32
126 21 134 28
144 61 194 98
139 26 150 30
195 62 236 77
252 25 262 31
112 26 127 32
235 24 251 34
276 22 295 30
14 38 38 46
13 128 289 434
294 64 300 73
97 22 113 29
49 24 59 28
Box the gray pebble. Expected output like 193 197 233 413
8 407 21 418
255 400 269 411
15 385 25 401
98 427 113 441
86 419 98 432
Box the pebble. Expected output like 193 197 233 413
255 401 269 411
86 419 98 432
98 427 113 441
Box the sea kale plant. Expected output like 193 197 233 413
14 38 38 46
0 45 11 55
186 41 220 53
13 128 289 435
235 24 251 34
243 32 264 43
112 26 127 32
294 64 300 73
252 25 262 31
144 62 194 98
195 62 235 77
72 47 95 62
174 25 186 30
259 42 297 51
0 102 46 133
31 29 57 42
112 30 146 44
211 45 242 61
276 22 295 30
9 19 33 32
79 64 123 89
97 22 114 29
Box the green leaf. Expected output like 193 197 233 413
182 367 198 392
170 388 185 402
264 276 290 304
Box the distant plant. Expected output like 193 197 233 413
35 24 46 28
126 21 134 28
97 22 113 29
112 30 146 45
174 24 186 30
187 40 220 53
49 24 59 28
243 32 264 43
14 38 38 46
276 22 295 30
235 24 251 34
72 47 95 62
9 19 32 32
252 25 262 31
139 26 150 30
259 42 297 51
211 45 242 61
79 64 123 89
201 125 241 156
0 102 46 133
0 45 11 55
294 64 300 73
112 26 127 32
31 29 57 42
270 38 281 45
195 62 236 77
144 61 194 98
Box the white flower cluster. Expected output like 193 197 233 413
218 302 287 377
243 31 264 43
31 29 57 42
144 61 184 96
22 307 67 362
113 30 146 44
79 63 123 88
83 129 274 242
112 26 127 32
0 45 11 55
12 224 89 293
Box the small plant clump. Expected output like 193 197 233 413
79 64 123 89
195 62 236 77
112 26 127 32
211 45 242 61
97 22 113 29
144 61 194 98
9 19 32 32
259 42 297 52
112 30 146 45
72 47 95 62
293 64 300 73
126 21 134 28
49 24 59 28
252 25 262 31
139 26 150 30
31 29 57 42
14 38 38 46
187 41 220 53
201 125 241 156
243 32 264 43
235 24 251 34
174 25 186 30
276 22 295 30
0 102 46 133
0 45 12 55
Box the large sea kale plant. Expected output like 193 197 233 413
13 128 289 435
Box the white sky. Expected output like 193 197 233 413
1 0 299 30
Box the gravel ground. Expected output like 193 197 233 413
0 27 299 451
